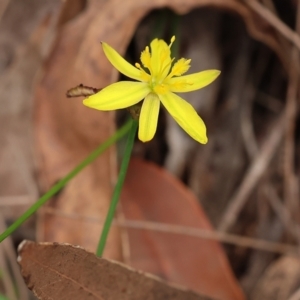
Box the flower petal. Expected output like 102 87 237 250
168 70 220 93
83 81 150 110
102 42 142 81
150 39 172 79
159 92 207 144
138 93 160 142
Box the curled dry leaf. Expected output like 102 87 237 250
17 240 215 300
121 158 245 300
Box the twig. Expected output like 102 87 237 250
218 114 285 232
240 47 271 159
0 244 16 300
244 0 300 52
120 220 297 255
241 82 258 158
0 214 29 300
283 0 300 240
42 207 298 255
261 0 277 11
265 184 300 240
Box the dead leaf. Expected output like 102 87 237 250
18 240 215 300
35 0 121 259
121 158 245 300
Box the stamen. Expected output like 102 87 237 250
135 63 150 82
169 36 175 49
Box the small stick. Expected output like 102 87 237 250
218 114 285 232
244 0 300 52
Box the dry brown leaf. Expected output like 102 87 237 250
17 240 215 300
121 158 245 300
35 0 121 259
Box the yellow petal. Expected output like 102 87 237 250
168 70 220 93
150 39 172 79
102 42 142 81
138 93 160 142
83 81 150 110
159 92 207 144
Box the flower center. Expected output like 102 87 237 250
135 36 191 95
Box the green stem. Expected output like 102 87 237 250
96 119 138 256
0 120 132 243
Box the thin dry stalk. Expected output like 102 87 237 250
0 244 16 300
0 214 30 300
244 0 300 52
42 207 299 255
265 184 300 240
282 0 300 242
218 114 285 232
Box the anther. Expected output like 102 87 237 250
169 36 176 48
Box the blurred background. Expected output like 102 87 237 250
0 0 299 299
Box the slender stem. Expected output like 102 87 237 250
96 119 138 256
0 120 132 243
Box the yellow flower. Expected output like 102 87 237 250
83 36 220 143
